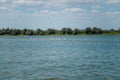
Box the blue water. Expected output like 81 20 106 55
0 35 120 80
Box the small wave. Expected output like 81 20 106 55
81 75 113 80
41 77 62 80
30 38 66 41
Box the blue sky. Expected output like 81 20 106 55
0 0 120 29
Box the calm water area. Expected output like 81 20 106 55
0 35 120 80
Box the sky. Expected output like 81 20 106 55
0 0 120 29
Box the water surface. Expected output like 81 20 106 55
0 35 120 80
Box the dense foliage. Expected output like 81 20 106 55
0 27 120 35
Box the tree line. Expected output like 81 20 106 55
0 27 120 35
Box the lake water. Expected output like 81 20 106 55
0 35 120 80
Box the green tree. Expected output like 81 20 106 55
60 28 73 35
0 29 3 35
92 27 103 34
73 28 80 35
46 28 56 35
25 29 34 35
35 28 41 35
85 27 92 34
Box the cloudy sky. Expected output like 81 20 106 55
0 0 120 29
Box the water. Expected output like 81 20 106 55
0 35 120 80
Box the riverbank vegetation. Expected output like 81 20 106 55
0 27 120 36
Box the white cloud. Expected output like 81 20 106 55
73 0 120 4
45 0 104 8
0 0 120 16
0 6 7 10
107 0 120 4
71 0 102 3
0 0 5 3
11 0 115 8
33 10 57 16
12 0 46 6
12 0 69 8
103 11 120 15
8 0 120 11
40 10 57 15
46 0 68 7
1 0 120 8
92 4 101 10
91 10 101 13
63 8 86 13
32 7 86 16
0 6 13 12
91 5 102 13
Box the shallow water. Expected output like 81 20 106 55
0 35 120 80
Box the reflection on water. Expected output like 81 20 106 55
0 35 120 80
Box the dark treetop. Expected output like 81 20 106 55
0 27 120 35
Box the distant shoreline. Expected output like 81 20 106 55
0 34 120 37
0 27 120 36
